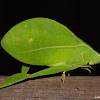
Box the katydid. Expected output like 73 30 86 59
0 18 100 88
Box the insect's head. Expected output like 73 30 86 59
89 54 100 65
89 61 96 65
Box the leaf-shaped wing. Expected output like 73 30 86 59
0 18 94 65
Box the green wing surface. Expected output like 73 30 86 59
1 18 100 65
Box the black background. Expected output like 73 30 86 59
0 0 100 76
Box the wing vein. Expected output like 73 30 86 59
18 44 85 53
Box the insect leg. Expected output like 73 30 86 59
61 71 65 84
80 65 93 73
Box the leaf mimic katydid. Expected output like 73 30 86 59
0 18 100 88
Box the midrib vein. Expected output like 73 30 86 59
18 44 85 53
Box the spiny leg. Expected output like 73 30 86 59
61 71 65 84
61 71 71 84
81 65 93 73
81 68 91 73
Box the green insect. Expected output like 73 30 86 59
0 17 100 88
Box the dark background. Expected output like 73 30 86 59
0 0 100 76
